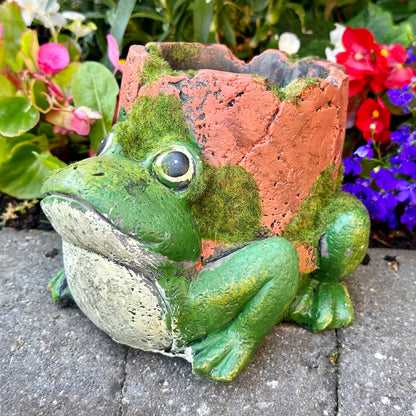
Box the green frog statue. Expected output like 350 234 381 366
41 49 370 382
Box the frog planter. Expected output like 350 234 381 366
41 43 370 382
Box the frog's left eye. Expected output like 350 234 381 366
152 147 195 190
96 132 113 156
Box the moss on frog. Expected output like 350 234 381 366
283 163 343 245
115 95 193 161
187 164 262 244
269 78 320 105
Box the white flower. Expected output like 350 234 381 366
60 11 85 21
11 0 66 28
11 0 86 31
325 23 346 62
278 32 300 55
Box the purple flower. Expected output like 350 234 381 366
355 141 374 159
386 85 413 114
390 125 413 144
406 44 416 64
370 168 398 190
343 156 362 175
395 160 416 178
396 180 416 204
401 204 416 231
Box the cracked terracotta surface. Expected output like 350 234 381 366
119 43 349 272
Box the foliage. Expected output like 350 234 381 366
0 1 118 199
335 22 416 232
1 0 416 235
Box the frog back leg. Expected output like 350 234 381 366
160 237 299 382
288 191 370 332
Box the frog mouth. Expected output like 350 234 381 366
41 193 169 271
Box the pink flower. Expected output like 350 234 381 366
107 34 124 74
38 43 70 74
70 107 102 135
46 106 102 136
0 24 3 39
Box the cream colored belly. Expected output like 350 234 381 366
63 240 173 352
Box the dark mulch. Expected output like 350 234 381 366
1 193 415 249
0 193 53 231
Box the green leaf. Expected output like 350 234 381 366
381 21 413 46
347 3 413 46
193 0 214 43
110 0 136 48
130 6 168 22
0 39 6 70
72 62 119 151
20 29 39 72
52 62 82 97
0 2 26 72
30 79 51 113
219 12 236 46
4 133 36 155
0 73 16 98
0 97 39 137
0 144 66 199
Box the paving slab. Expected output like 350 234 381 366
121 324 337 416
1 228 416 415
0 229 127 416
338 249 416 416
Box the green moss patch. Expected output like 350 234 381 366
139 55 182 86
140 44 197 86
187 164 262 244
270 78 320 105
283 164 342 245
166 43 201 64
115 95 193 161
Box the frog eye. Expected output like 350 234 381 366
96 132 113 156
153 147 195 190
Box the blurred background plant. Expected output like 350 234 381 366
0 0 118 202
0 0 415 244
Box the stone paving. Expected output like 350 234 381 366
1 228 415 415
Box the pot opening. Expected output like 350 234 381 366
147 42 329 88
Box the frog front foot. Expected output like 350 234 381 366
47 268 76 307
190 322 256 382
286 277 354 332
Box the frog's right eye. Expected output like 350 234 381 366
152 146 196 190
96 132 113 156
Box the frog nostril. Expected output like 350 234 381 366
92 172 105 177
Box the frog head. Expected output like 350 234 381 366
41 97 205 266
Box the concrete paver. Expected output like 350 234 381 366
338 249 416 416
0 229 126 416
0 228 415 415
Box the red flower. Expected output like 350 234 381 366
336 27 378 75
356 98 391 135
348 73 367 97
377 44 416 89
363 129 391 143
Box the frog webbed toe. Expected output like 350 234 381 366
287 277 354 332
47 268 76 307
190 323 254 382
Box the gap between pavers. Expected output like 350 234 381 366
2 229 414 415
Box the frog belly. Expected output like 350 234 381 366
62 240 172 351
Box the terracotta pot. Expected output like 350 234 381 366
119 43 349 272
